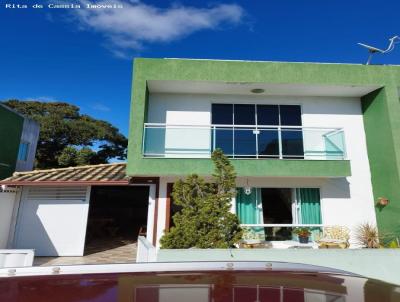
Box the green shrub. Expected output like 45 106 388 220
160 149 242 249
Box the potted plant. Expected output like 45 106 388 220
293 227 311 244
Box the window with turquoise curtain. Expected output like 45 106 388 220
296 188 322 240
236 188 265 239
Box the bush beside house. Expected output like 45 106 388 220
160 149 242 249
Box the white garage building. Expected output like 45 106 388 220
0 163 157 257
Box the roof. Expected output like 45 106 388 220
0 163 128 186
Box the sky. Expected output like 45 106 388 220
1 0 400 136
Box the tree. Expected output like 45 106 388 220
57 146 96 167
3 100 127 168
160 149 242 249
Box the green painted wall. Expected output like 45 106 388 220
362 88 400 236
130 158 350 177
0 105 24 179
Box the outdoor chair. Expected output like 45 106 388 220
138 225 147 237
317 226 350 249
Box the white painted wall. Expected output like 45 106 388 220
156 177 169 249
146 184 156 244
148 94 212 157
0 249 34 268
13 187 90 256
149 93 376 245
0 191 17 249
136 236 156 263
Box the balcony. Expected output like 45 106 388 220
142 123 346 160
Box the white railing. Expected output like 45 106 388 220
241 224 324 242
143 123 346 160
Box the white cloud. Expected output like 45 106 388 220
24 96 64 102
90 102 111 112
69 1 244 55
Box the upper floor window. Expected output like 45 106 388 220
17 142 30 162
211 104 302 126
211 104 303 158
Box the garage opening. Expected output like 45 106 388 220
85 186 149 255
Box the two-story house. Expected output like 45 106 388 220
0 103 39 179
127 58 400 248
2 58 399 259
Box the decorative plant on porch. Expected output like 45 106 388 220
241 227 265 244
160 149 242 249
354 222 380 248
293 227 311 244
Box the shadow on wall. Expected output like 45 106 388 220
15 202 58 256
321 178 351 199
14 200 88 257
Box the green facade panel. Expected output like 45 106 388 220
0 105 24 179
129 158 351 178
362 88 400 235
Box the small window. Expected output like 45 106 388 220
18 142 29 161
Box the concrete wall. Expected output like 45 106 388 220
157 248 400 285
136 236 156 262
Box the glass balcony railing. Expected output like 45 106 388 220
142 123 346 160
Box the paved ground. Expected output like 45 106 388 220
33 239 137 266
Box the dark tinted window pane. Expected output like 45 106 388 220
212 104 233 124
259 287 280 302
234 104 255 125
213 128 233 155
234 128 257 157
234 287 257 302
257 105 279 125
280 105 302 126
258 129 279 157
281 129 304 158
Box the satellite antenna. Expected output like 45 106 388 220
358 36 400 64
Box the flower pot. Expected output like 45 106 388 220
298 236 309 244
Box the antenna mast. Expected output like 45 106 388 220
358 36 399 65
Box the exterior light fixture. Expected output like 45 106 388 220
244 179 252 195
377 197 389 206
251 88 265 94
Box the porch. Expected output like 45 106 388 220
33 239 137 266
